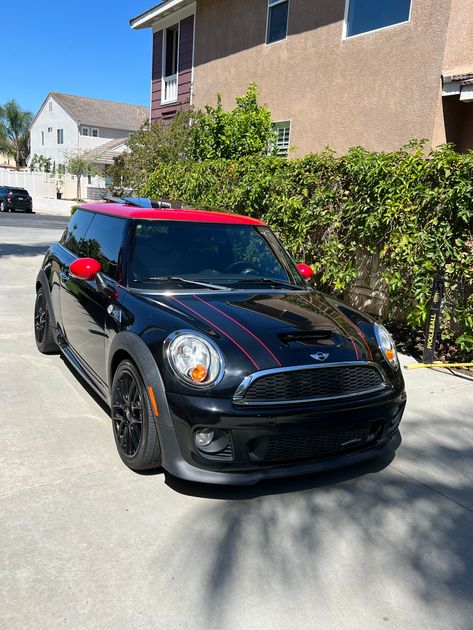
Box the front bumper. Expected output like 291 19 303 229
159 388 406 485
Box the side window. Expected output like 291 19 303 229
61 210 94 256
266 0 289 44
81 214 128 281
345 0 411 38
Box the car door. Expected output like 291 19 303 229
60 212 128 384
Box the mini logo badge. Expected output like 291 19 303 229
311 352 329 362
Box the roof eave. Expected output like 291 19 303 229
130 0 193 29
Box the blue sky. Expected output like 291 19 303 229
0 1 154 115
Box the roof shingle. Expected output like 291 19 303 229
50 92 148 131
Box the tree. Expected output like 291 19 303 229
65 152 100 201
190 83 277 160
107 109 193 194
0 100 32 169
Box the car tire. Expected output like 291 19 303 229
111 359 162 471
34 288 59 353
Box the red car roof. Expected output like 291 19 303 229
79 203 265 225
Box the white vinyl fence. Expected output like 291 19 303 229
0 170 105 201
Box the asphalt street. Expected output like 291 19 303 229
1 211 473 630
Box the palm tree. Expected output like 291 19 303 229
0 100 32 169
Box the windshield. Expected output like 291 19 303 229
128 221 305 290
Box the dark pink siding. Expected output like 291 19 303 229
151 15 194 122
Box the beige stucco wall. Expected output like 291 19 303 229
442 0 473 74
192 0 453 156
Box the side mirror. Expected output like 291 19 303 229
296 263 314 280
69 257 102 281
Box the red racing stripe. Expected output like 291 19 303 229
334 306 374 362
170 296 260 370
193 295 282 367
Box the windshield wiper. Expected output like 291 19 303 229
132 276 230 291
228 278 303 290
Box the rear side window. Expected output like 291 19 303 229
61 210 94 256
80 214 128 281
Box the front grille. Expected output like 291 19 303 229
235 364 386 405
248 421 383 463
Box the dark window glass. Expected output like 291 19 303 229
80 214 128 280
267 0 289 44
128 221 303 288
164 26 179 76
346 0 411 37
61 210 94 256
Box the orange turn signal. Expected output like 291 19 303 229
190 364 208 382
386 349 395 362
147 385 159 417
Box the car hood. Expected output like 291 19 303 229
142 289 376 372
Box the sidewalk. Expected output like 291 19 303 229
33 196 77 216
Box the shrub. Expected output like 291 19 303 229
141 142 473 351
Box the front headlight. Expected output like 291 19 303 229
374 323 399 369
166 331 224 386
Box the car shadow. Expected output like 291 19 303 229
164 454 395 500
0 242 52 258
59 354 110 417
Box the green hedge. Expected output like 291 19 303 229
141 142 473 351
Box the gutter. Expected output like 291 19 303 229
130 0 194 29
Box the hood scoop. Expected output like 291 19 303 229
278 330 335 347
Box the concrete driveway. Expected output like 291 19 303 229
1 212 473 630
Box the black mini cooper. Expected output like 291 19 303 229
34 201 405 484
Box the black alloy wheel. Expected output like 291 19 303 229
34 288 58 353
111 360 162 471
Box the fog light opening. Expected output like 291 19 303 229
194 428 215 448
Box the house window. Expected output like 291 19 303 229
272 121 291 157
57 129 64 144
41 132 45 146
48 127 52 133
82 127 89 136
162 24 179 104
91 128 99 137
49 101 53 111
266 0 289 44
87 175 92 185
164 25 179 77
344 0 411 38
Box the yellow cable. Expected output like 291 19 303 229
404 362 473 369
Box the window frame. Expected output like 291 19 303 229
272 120 291 157
57 129 64 145
82 127 90 136
266 0 290 46
41 131 44 146
91 128 99 138
342 0 412 40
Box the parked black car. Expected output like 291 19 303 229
34 201 405 485
0 186 32 212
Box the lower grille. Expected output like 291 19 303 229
248 421 383 463
234 363 387 405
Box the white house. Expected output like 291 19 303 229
29 92 148 170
